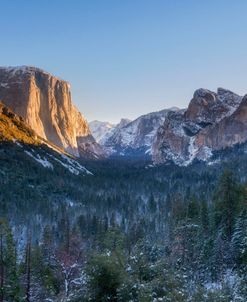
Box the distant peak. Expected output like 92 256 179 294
118 118 131 127
192 87 240 99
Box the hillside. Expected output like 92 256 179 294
0 101 92 175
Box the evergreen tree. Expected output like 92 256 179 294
0 219 20 302
214 170 240 239
5 227 20 301
200 199 209 234
231 210 247 266
86 254 125 302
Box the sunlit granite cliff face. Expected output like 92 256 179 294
0 66 103 158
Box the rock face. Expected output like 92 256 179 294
0 102 92 175
99 109 179 157
152 88 243 165
195 94 247 151
0 66 102 157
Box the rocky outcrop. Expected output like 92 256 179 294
195 94 247 151
0 66 102 157
185 88 241 123
152 88 243 165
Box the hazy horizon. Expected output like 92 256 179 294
1 0 247 123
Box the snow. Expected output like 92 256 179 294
201 146 213 159
61 154 93 175
204 269 240 296
69 201 74 207
0 83 9 88
217 88 242 120
102 110 171 157
183 137 198 166
23 147 92 176
145 164 154 169
188 137 197 161
157 88 243 166
48 153 93 176
13 140 23 148
145 147 152 155
89 120 116 142
106 251 111 257
49 155 80 175
24 150 53 169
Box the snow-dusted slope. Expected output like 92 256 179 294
89 120 116 142
99 118 131 145
100 109 179 157
22 146 92 175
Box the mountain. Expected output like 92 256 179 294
2 68 245 166
99 109 179 157
152 88 243 165
89 120 116 142
0 66 103 158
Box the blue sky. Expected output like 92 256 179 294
1 0 247 123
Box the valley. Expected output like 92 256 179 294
0 67 247 301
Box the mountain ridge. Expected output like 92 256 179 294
1 65 247 166
92 108 180 158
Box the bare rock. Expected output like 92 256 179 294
0 66 102 158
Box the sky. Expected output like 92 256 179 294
1 0 247 123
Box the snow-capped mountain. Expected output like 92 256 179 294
152 88 244 165
99 109 179 157
99 118 131 144
89 120 116 142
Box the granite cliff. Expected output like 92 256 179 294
0 66 103 158
152 88 244 165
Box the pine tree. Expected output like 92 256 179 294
200 199 209 234
187 197 199 221
231 210 247 266
0 219 20 302
214 170 240 239
25 233 31 302
5 226 20 301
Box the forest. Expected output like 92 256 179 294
0 142 247 301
